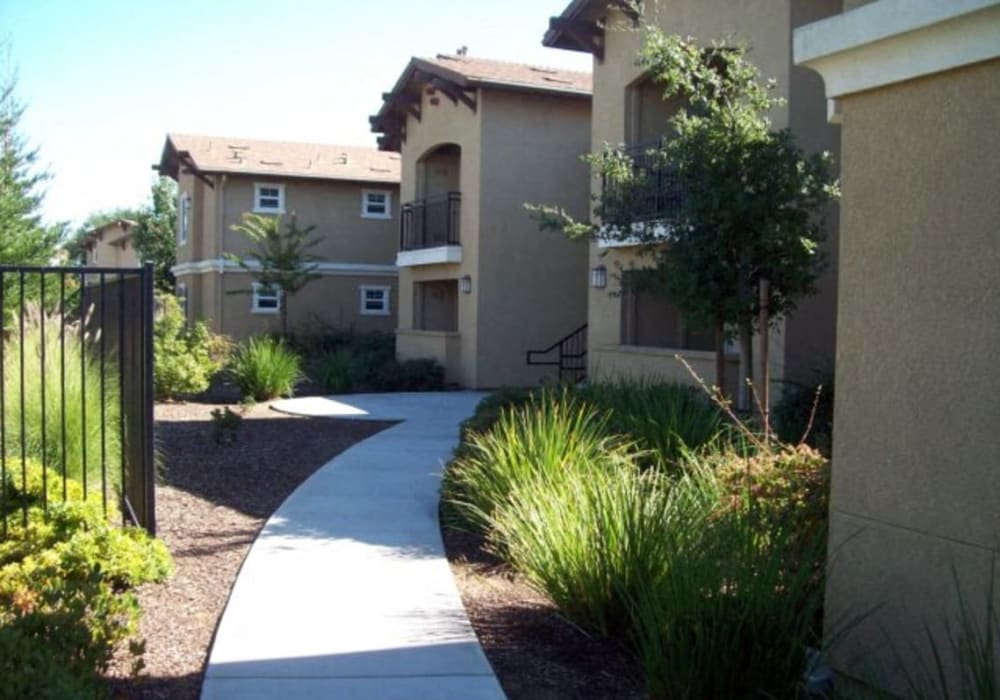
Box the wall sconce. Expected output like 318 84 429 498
590 264 607 289
459 275 472 294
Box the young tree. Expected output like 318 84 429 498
533 30 838 417
227 213 323 338
133 177 177 291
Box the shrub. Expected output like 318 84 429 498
309 343 444 394
374 358 445 392
153 293 230 400
457 386 537 444
0 461 172 699
228 335 303 402
312 348 358 394
2 305 120 489
209 406 243 445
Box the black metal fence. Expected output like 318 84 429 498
400 192 461 250
0 264 155 537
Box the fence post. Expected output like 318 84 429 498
142 263 156 535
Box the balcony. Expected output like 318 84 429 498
397 192 462 267
599 142 682 248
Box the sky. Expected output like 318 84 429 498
2 0 591 230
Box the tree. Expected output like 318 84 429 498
133 177 177 291
227 213 323 338
0 74 60 267
533 30 838 419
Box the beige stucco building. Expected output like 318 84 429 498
156 134 400 340
82 218 140 268
544 0 842 397
795 0 1000 693
370 55 592 388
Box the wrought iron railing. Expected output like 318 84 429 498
0 264 156 537
601 141 684 224
526 324 588 383
400 192 461 251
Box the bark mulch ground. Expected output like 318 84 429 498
106 399 644 699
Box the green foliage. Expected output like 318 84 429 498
2 304 120 489
228 213 324 337
228 335 303 402
773 372 834 453
445 386 830 699
0 75 60 269
301 328 444 394
153 292 230 400
578 378 723 469
0 461 172 699
133 178 177 291
209 406 243 445
457 386 536 443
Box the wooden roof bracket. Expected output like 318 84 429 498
429 77 477 113
178 152 214 188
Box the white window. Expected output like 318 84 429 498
251 283 281 314
254 183 285 213
361 189 392 219
359 285 390 316
179 193 191 244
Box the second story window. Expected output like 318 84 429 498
361 189 392 219
251 283 281 314
254 183 285 214
179 193 191 244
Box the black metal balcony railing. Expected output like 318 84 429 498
400 192 461 251
601 142 684 225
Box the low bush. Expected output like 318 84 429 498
0 461 173 699
153 293 230 400
228 336 303 402
3 305 120 489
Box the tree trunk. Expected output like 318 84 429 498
280 298 289 339
738 319 753 413
758 279 771 443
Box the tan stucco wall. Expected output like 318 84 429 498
396 329 462 385
826 59 1000 693
207 272 397 339
584 0 841 391
475 89 591 387
173 172 399 340
396 86 483 387
394 81 590 388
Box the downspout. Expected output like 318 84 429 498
216 174 227 335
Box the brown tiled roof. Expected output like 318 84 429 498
157 134 401 184
371 54 592 151
84 219 137 249
417 54 592 95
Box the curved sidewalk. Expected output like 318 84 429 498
200 392 505 700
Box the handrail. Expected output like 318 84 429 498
526 323 588 383
400 192 461 251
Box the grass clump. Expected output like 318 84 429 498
228 335 303 402
2 305 120 490
445 382 830 699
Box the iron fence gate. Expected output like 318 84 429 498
0 263 155 536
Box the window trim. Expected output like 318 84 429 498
361 189 392 219
253 183 286 214
179 192 191 244
251 282 282 315
359 285 391 316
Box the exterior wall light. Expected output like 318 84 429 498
460 275 472 294
590 264 607 289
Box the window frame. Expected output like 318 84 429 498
253 183 286 214
359 285 391 316
251 282 282 315
179 192 191 244
361 189 392 220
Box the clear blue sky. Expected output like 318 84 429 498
2 0 590 229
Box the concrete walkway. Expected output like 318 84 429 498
200 392 506 700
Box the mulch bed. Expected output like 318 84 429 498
104 399 645 699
